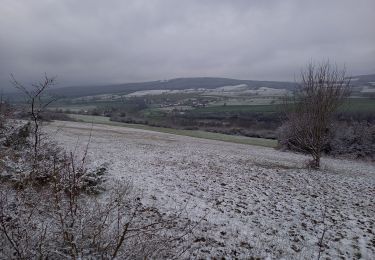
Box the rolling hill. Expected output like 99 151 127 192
4 74 375 101
46 77 298 99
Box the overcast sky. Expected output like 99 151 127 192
1 0 374 89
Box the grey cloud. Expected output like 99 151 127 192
1 0 374 89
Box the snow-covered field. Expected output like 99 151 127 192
47 121 375 259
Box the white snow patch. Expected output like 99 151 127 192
216 84 248 91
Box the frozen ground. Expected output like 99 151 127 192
46 121 375 259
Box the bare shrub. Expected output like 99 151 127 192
0 96 12 131
280 61 351 168
278 120 375 162
328 121 375 160
0 122 195 258
11 74 57 160
0 179 192 259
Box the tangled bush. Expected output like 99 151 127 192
327 121 375 160
1 116 194 259
0 130 196 258
277 121 375 161
0 179 192 259
0 120 106 192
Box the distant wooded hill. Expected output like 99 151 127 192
4 74 375 100
47 77 298 98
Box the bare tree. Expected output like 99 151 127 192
283 61 351 169
10 74 57 160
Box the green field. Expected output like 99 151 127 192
191 104 281 113
192 98 374 114
53 96 374 116
339 98 375 112
68 114 278 148
49 105 97 112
